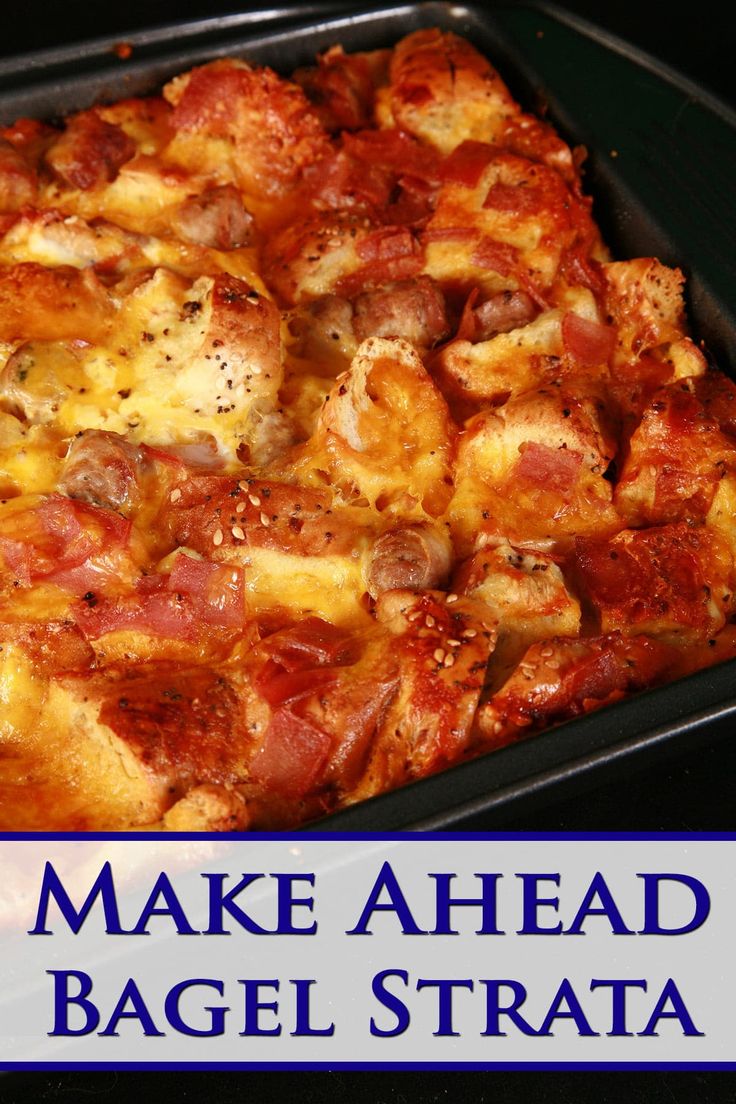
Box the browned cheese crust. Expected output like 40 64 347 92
0 29 732 830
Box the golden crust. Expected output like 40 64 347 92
387 29 518 153
0 29 730 830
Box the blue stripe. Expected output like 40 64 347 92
1 1061 735 1071
0 832 735 841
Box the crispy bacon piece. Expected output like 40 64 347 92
573 523 733 642
304 144 394 214
562 311 616 367
74 555 246 641
471 237 520 279
294 45 388 132
250 619 399 799
44 111 135 190
441 140 495 188
170 184 254 249
315 662 400 792
352 276 448 349
0 495 131 592
303 128 441 227
58 431 148 514
166 554 245 631
515 441 583 498
255 664 338 709
254 620 399 795
260 617 357 671
338 225 424 296
249 707 331 798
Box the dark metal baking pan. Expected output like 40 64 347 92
1 1 735 831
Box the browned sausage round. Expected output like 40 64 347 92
58 430 147 513
366 522 452 597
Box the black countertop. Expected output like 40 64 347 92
1 1 735 1096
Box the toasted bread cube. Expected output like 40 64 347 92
309 336 455 516
478 632 676 744
574 523 733 643
387 30 518 153
457 543 581 688
450 381 620 553
346 590 495 801
615 377 736 526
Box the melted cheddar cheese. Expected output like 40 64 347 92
0 29 733 830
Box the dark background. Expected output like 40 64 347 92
2 0 735 1099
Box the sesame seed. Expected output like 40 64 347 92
462 628 477 639
238 480 249 491
236 501 246 513
433 648 446 664
231 526 245 540
546 659 560 670
248 494 261 507
407 610 422 622
447 638 461 648
169 488 181 503
425 614 435 628
540 646 554 657
213 528 223 547
260 512 270 527
443 653 455 668
446 593 459 603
